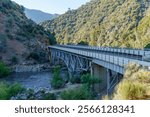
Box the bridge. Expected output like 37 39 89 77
48 45 150 93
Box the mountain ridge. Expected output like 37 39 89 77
24 8 59 23
41 0 150 49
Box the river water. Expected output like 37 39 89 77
0 72 53 90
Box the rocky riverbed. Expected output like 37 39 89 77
11 63 52 73
0 71 53 91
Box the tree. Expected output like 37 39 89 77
51 66 65 89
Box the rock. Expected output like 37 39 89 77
11 63 52 73
10 88 54 100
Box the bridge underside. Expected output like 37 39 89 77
93 59 124 74
50 49 90 73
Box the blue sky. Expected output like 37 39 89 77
11 0 90 14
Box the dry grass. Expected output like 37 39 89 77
113 80 147 100
104 63 150 100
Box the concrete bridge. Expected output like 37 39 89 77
48 45 150 93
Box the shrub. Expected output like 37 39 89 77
0 82 9 100
43 93 56 100
106 63 150 100
113 80 147 100
132 69 150 83
81 73 101 90
0 62 10 78
8 83 24 97
124 63 141 78
51 66 65 89
0 82 23 100
124 63 150 83
60 85 94 100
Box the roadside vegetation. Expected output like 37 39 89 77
111 63 150 100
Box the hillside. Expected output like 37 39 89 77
0 0 55 65
41 0 150 48
24 8 59 24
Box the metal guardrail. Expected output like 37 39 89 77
58 45 150 57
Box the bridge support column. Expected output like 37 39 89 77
91 63 108 93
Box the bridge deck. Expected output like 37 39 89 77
48 45 150 74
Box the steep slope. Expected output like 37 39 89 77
24 8 59 24
136 7 150 48
0 0 55 65
41 0 150 48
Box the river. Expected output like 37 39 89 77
0 71 53 90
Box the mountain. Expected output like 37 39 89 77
41 0 150 49
24 8 59 23
0 0 55 65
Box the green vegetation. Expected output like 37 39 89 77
0 82 24 100
42 0 150 48
70 75 81 84
113 63 150 100
113 80 147 100
60 85 94 100
0 62 10 78
145 43 150 48
81 73 101 91
60 73 101 100
51 66 65 89
43 93 56 100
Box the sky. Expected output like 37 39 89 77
11 0 91 14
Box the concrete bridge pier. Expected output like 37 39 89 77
91 63 120 94
91 63 108 93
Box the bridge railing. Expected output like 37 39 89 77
49 45 150 69
58 45 150 59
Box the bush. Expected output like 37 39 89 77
111 63 150 100
113 80 147 100
0 62 10 78
124 63 141 78
0 82 23 100
0 82 9 100
81 73 101 90
43 93 56 100
51 66 65 89
9 83 24 97
60 85 94 100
